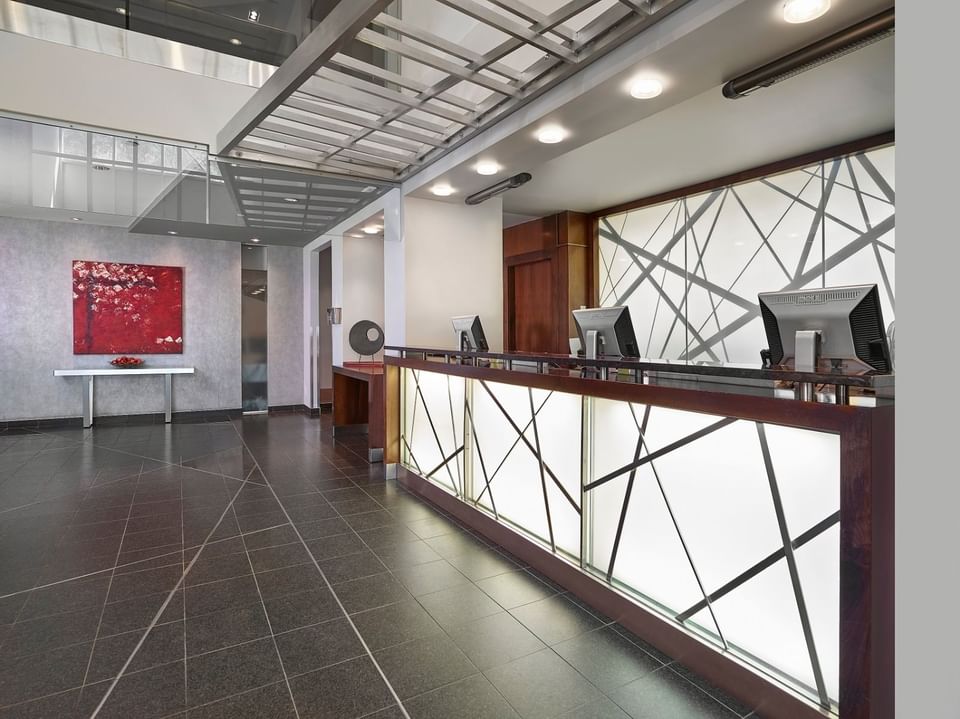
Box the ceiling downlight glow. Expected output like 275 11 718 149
536 125 566 144
431 184 455 197
229 37 242 46
783 0 831 23
476 161 500 176
629 77 664 99
362 225 381 235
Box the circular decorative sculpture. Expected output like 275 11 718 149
348 320 385 357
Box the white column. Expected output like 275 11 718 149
382 188 405 353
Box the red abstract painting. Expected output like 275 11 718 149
72 260 183 354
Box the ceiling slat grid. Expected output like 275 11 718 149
217 0 688 184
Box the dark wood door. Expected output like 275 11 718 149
508 258 555 352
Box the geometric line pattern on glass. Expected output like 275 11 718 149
478 381 581 516
757 423 829 708
400 369 842 709
598 145 895 364
601 402 728 649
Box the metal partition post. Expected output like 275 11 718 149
580 395 595 570
163 374 173 423
462 379 475 502
82 376 94 428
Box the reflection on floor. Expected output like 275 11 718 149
0 414 763 719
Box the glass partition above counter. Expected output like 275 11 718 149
385 346 895 404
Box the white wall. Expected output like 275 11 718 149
341 235 385 362
0 217 302 420
403 196 503 350
0 32 254 148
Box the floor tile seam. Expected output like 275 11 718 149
661 663 753 717
230 429 412 719
346 481 621 718
400 669 525 715
315 478 522 709
232 504 303 719
173 676 293 715
78 459 147 696
74 439 250 485
2 459 119 627
180 462 188 707
85 464 261 719
0 609 189 662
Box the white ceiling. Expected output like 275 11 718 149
406 0 894 216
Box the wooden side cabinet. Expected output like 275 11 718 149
503 211 594 354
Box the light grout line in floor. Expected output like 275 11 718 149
86 463 261 719
232 501 303 719
76 459 145 704
227 419 414 719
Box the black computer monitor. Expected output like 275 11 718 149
758 284 892 373
451 315 488 352
572 306 640 358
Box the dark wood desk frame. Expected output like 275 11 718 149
332 362 385 462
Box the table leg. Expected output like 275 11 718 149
164 374 172 423
82 376 94 428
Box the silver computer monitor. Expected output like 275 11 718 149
758 284 892 373
451 315 488 351
572 306 640 358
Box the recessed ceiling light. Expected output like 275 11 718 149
115 7 126 15
362 225 381 234
476 161 500 176
250 238 260 242
629 77 663 99
284 197 298 203
71 216 81 221
536 125 566 144
783 0 830 23
229 38 242 46
361 185 377 193
247 9 260 22
167 230 178 235
431 184 455 197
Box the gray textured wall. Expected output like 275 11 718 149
267 244 304 407
0 217 303 420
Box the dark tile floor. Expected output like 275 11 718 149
0 414 764 719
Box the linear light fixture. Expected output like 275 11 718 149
465 172 532 206
722 8 894 99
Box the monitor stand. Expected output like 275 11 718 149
585 330 601 360
794 329 821 402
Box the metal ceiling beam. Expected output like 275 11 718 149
296 80 452 134
216 0 391 154
278 99 444 148
248 128 410 170
435 0 578 63
329 54 480 114
314 66 475 126
483 0 576 42
369 13 523 82
256 121 419 166
355 28 521 97
235 139 398 179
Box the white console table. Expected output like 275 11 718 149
53 367 195 427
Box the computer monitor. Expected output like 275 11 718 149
758 284 892 373
572 306 640 358
451 315 488 352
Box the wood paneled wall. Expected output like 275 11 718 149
503 211 594 354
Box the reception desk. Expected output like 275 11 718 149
333 362 385 462
383 347 893 719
